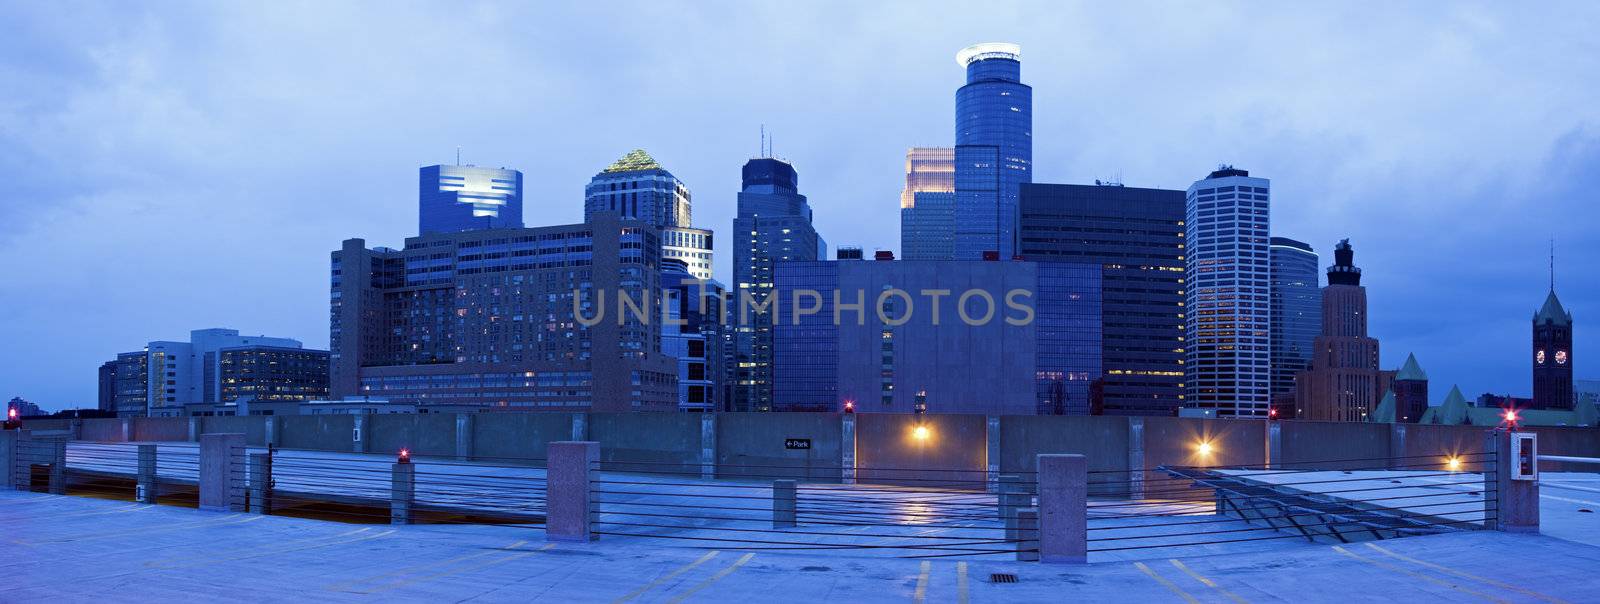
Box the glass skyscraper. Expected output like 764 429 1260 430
900 147 956 260
954 43 1031 260
584 149 711 279
732 157 823 412
1268 237 1320 404
419 164 523 235
1185 167 1272 418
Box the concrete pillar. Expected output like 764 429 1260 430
700 414 716 480
546 441 599 542
772 479 797 528
1388 424 1407 470
455 413 474 461
264 417 277 448
0 430 16 491
199 433 245 512
570 413 588 441
1486 430 1540 533
1267 421 1282 470
391 461 415 525
120 418 132 442
248 452 272 513
999 474 1028 547
986 416 1001 494
70 419 83 441
1127 418 1145 500
1016 508 1041 562
188 417 199 442
137 444 157 504
841 414 856 485
1037 454 1088 564
352 414 369 453
48 439 66 495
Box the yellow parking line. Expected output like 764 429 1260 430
361 542 554 594
325 539 529 592
1169 559 1248 603
613 551 720 603
956 561 969 604
1363 543 1569 604
667 552 755 604
1332 546 1508 603
913 560 931 603
1134 561 1199 604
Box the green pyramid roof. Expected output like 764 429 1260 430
603 149 663 173
1534 290 1573 326
1371 390 1396 423
1395 353 1428 381
1435 385 1470 425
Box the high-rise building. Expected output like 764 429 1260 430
97 360 118 413
1532 288 1575 409
1295 240 1384 421
112 351 147 417
954 43 1031 260
732 157 824 412
1185 167 1272 417
1019 183 1186 416
216 346 331 403
584 150 711 279
1268 237 1321 411
900 147 956 260
106 329 325 416
662 259 729 412
330 213 678 411
419 164 524 235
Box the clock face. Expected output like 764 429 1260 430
1536 350 1546 364
1556 350 1568 365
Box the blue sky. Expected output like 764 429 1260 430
3 2 1598 411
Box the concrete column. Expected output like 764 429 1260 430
120 418 132 442
264 417 277 448
70 419 83 441
1016 508 1041 562
1388 424 1407 470
1127 418 1145 500
772 479 797 528
137 444 157 504
455 413 474 461
48 439 66 495
1486 431 1539 533
841 414 856 485
391 461 415 525
352 414 369 453
199 433 245 512
546 441 599 542
0 430 16 491
999 474 1027 546
570 413 588 441
1037 454 1088 564
700 414 716 480
1267 421 1282 470
986 416 1001 494
187 417 199 442
248 452 272 513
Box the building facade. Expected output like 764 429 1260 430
954 43 1031 261
216 346 331 403
419 164 524 235
771 258 1100 415
1532 289 1575 410
110 329 325 416
900 147 957 260
1295 240 1384 421
1019 183 1186 416
1268 237 1321 412
732 157 824 412
111 351 148 417
1392 353 1429 423
97 360 118 413
1185 167 1272 417
330 213 678 411
584 150 711 280
662 259 729 412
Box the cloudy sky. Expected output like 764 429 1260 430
3 1 1597 411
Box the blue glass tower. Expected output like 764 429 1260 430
418 164 523 235
1268 237 1321 404
954 43 1031 260
732 157 824 412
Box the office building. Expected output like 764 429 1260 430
1295 240 1385 421
217 346 331 403
1532 288 1575 409
954 43 1032 260
111 351 148 417
1185 167 1272 417
772 259 1101 415
1019 183 1186 416
585 149 711 280
102 329 325 417
900 147 956 260
662 259 729 412
419 164 524 235
6 397 42 418
732 157 825 412
330 213 678 411
1269 237 1321 413
97 360 117 413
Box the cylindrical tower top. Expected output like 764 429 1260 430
1327 239 1363 286
956 42 1021 67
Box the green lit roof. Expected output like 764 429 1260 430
603 149 663 173
1395 353 1427 381
1371 390 1396 423
1534 290 1573 326
1432 385 1471 425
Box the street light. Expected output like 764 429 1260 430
912 425 931 441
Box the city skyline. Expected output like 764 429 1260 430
4 2 1599 409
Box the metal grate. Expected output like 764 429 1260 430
990 573 1018 583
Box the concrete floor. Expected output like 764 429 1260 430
5 489 1600 602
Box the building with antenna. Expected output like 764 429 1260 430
732 156 824 412
419 164 524 235
1532 288 1574 410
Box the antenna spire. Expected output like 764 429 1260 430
456 146 461 166
760 124 765 158
1550 238 1556 291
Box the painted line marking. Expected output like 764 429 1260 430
359 542 554 594
1169 559 1248 603
913 560 931 603
612 550 720 603
666 552 754 604
1332 545 1508 603
1363 543 1569 604
324 539 529 592
956 561 969 604
1134 561 1199 604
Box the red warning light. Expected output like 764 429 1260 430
398 448 411 464
1504 409 1519 427
6 408 15 419
843 400 855 414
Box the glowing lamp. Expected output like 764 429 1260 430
398 448 411 464
1447 456 1462 471
1196 441 1214 456
912 425 931 441
843 400 855 414
1504 409 1519 424
6 408 15 419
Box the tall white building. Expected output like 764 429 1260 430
144 328 309 415
1185 167 1272 417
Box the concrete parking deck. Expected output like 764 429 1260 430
5 489 1600 602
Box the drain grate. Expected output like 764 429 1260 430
990 573 1019 584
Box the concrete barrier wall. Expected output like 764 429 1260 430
201 416 267 446
1521 425 1600 473
473 413 573 464
999 415 1128 494
856 413 987 485
1280 421 1392 469
23 419 71 432
1143 417 1266 470
370 414 458 458
79 419 125 442
133 417 188 441
590 413 702 473
278 415 358 451
715 413 842 482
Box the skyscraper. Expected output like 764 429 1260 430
419 164 524 235
97 360 117 413
1019 182 1186 416
584 149 711 279
1268 237 1321 410
732 157 823 412
1295 240 1384 421
1185 167 1271 417
900 147 956 260
954 43 1031 260
1532 289 1574 409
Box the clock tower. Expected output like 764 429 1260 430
1532 289 1574 410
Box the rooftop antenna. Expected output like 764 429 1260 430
760 124 766 158
456 146 461 166
1550 238 1556 291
